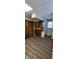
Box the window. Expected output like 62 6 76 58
25 3 33 12
48 21 53 28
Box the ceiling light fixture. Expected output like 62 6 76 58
31 13 36 18
25 3 33 12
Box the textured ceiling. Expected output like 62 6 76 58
25 0 53 20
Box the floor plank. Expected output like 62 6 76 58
25 36 53 59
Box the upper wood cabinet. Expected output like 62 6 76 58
35 21 42 28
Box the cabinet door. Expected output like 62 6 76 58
35 29 41 36
35 21 42 28
35 21 42 36
25 21 29 38
28 21 33 37
25 20 33 38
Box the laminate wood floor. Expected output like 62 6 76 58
25 36 53 59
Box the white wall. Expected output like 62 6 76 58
46 28 53 36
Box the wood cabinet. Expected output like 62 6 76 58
25 19 43 38
25 20 34 38
35 21 43 36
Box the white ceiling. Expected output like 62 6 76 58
25 0 53 20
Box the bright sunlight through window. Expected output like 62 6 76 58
48 21 53 28
25 3 33 12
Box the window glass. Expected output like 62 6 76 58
48 21 53 28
